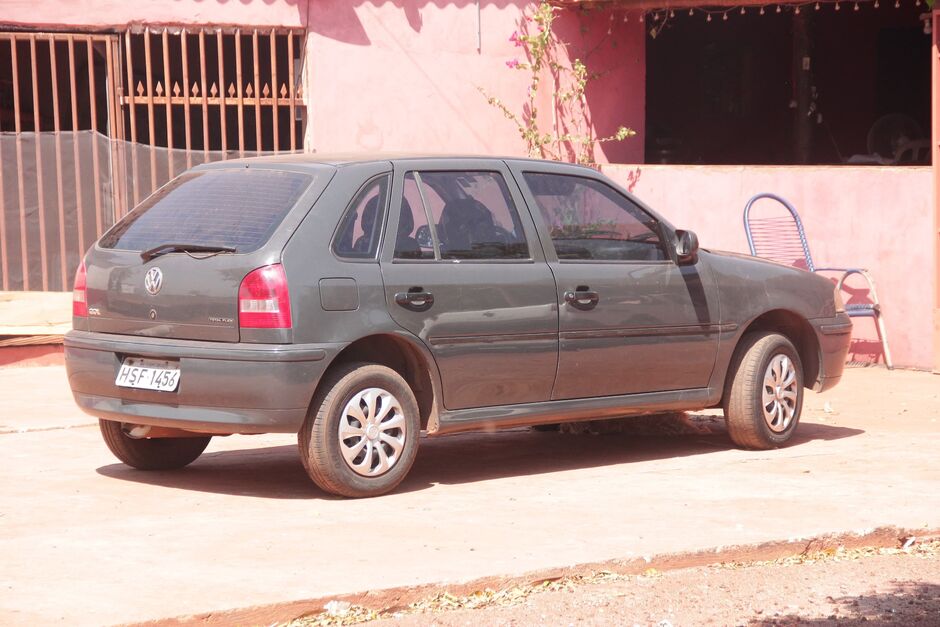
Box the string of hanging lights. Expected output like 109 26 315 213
623 0 928 24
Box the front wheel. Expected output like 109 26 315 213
298 363 420 498
99 419 212 470
724 333 804 450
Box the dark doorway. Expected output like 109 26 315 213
645 4 931 165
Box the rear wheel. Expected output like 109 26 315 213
299 363 420 498
724 333 803 449
98 419 212 470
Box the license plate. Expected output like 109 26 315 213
115 358 180 392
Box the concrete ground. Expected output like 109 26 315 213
0 366 937 626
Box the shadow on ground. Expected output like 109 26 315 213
750 582 940 626
95 415 864 500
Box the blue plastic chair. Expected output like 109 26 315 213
743 193 893 369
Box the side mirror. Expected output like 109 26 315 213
675 229 699 265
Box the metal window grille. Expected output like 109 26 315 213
120 27 306 209
0 27 306 292
0 32 121 291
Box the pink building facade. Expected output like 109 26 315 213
0 0 936 370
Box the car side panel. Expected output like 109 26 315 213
549 260 722 398
506 161 721 398
379 159 559 411
701 249 845 396
282 162 399 346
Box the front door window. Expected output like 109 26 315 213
523 172 667 262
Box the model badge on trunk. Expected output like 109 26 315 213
144 267 163 295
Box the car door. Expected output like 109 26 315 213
510 163 720 400
379 159 558 411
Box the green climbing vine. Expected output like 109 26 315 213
479 2 635 165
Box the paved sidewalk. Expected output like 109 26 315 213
1 366 938 625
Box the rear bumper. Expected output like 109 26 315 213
810 313 853 393
64 330 345 434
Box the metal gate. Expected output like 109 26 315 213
0 32 122 292
0 27 305 293
119 27 305 212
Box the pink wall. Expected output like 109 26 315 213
0 1 646 161
304 2 645 162
0 0 307 29
604 164 935 370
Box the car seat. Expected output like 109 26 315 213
353 196 380 253
394 199 423 259
438 198 507 258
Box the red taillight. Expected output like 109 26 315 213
238 264 292 329
72 260 87 317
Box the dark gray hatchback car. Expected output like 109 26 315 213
66 155 852 497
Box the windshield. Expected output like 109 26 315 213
99 168 313 253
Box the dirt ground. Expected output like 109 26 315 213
291 541 940 626
1 365 938 625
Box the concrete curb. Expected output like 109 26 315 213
133 525 940 627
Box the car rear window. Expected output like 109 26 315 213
99 169 313 253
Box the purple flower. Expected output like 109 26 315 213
506 59 520 69
509 30 522 47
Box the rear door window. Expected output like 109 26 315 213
405 171 529 261
99 169 313 253
394 173 436 260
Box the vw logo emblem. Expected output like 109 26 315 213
144 267 163 295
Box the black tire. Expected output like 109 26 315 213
299 363 420 498
98 419 211 470
723 332 804 450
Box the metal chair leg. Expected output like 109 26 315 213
833 269 893 370
875 313 894 370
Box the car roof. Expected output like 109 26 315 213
204 152 598 173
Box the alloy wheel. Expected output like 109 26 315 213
338 387 407 476
761 354 798 433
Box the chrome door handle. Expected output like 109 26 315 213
564 288 599 311
395 289 434 312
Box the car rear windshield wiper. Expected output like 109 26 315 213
140 243 237 261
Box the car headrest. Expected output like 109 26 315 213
441 198 493 229
398 198 414 235
361 196 379 233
